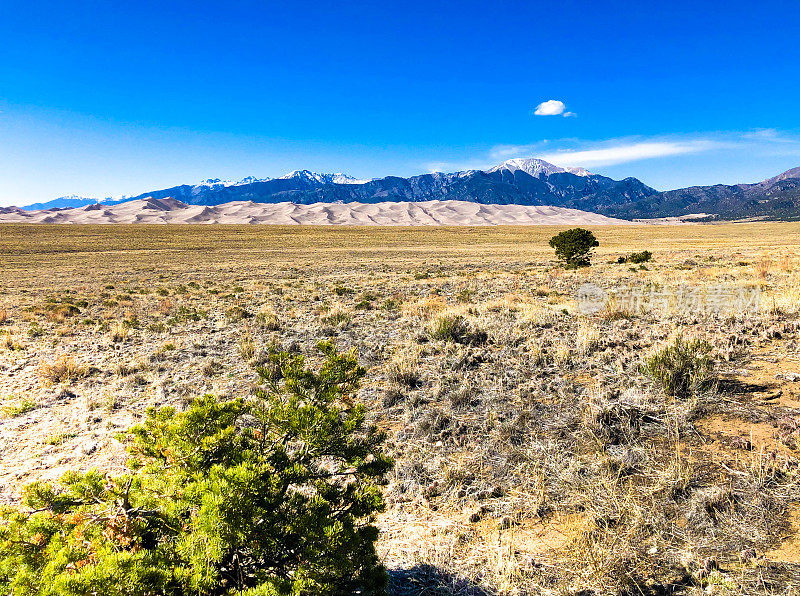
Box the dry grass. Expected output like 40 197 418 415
402 296 446 319
320 304 353 327
158 298 173 315
39 355 87 385
517 301 559 326
108 320 130 343
255 306 280 330
238 333 256 361
387 343 423 387
2 223 800 593
575 320 601 355
762 281 800 316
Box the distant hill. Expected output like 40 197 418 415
599 166 800 220
17 160 800 221
22 195 102 211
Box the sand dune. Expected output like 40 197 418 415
0 198 635 225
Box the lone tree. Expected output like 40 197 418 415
0 342 392 596
549 228 599 268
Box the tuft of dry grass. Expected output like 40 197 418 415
401 296 446 319
39 355 87 385
387 343 423 387
762 282 800 316
157 298 173 315
320 304 352 327
553 344 571 367
777 253 792 273
238 333 256 361
255 306 280 330
45 303 80 323
755 257 772 279
108 320 130 343
575 321 601 355
517 301 558 326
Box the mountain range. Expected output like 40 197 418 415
17 159 800 221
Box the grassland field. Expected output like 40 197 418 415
2 223 800 594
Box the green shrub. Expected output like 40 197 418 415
167 306 207 325
618 250 653 264
0 342 391 595
456 288 474 303
641 334 714 398
27 323 44 338
381 298 400 311
0 398 37 418
629 250 653 264
549 228 599 269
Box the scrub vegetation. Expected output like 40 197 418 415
2 223 800 594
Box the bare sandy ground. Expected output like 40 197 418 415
0 198 633 225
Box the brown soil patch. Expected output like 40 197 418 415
498 513 589 560
695 415 789 457
767 505 800 564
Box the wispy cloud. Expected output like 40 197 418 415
486 138 720 169
425 159 493 174
539 140 717 168
424 130 800 176
532 99 574 117
741 128 800 144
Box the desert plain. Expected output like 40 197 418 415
2 223 800 594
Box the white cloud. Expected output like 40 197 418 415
538 140 717 168
533 100 572 117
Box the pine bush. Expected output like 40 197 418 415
548 228 599 269
0 341 392 595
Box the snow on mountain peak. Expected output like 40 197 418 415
197 178 229 187
329 173 370 184
489 158 592 178
233 176 270 186
278 170 369 184
194 176 272 191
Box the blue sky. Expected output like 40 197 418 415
1 0 799 205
